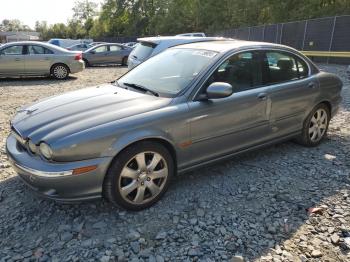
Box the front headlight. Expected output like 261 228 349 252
28 140 37 153
39 142 52 159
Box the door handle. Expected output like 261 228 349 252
44 57 50 60
15 58 21 61
308 82 316 89
257 93 267 100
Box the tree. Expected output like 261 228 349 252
0 19 31 32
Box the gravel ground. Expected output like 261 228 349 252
0 64 349 262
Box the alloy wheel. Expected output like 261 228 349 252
309 108 328 142
118 151 168 205
53 65 68 79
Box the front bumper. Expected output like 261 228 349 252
6 134 112 202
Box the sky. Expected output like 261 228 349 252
0 0 103 29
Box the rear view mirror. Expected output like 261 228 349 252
205 82 233 99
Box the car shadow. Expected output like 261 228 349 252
0 132 349 260
0 76 78 87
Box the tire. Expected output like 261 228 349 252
122 57 128 66
83 59 90 67
103 141 174 211
295 103 330 147
51 64 69 79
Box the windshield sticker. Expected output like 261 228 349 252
192 50 217 58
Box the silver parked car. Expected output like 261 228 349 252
6 40 342 210
127 36 227 70
0 41 84 79
82 43 132 66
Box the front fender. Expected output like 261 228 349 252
104 128 177 158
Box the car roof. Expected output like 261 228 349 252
137 36 228 45
173 40 295 53
0 41 74 52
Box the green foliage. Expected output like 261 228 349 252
0 19 32 32
29 0 350 39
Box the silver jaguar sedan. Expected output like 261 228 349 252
0 41 84 79
6 40 342 210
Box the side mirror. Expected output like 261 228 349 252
90 50 96 54
205 82 233 100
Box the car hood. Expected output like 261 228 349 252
11 84 172 143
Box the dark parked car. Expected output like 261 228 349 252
82 43 131 66
7 40 342 210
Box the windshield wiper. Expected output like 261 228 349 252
122 82 159 97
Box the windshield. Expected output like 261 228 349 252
118 48 218 96
130 42 156 61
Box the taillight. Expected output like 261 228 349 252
74 53 82 60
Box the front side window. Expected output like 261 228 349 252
28 45 53 55
94 46 107 53
206 51 262 92
1 45 23 55
264 51 309 84
118 48 217 96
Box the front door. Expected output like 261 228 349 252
187 50 272 166
0 45 25 75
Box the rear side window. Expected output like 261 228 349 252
264 51 309 84
28 45 53 55
1 45 23 55
109 45 121 51
130 42 155 60
206 51 263 92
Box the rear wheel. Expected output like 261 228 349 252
103 141 174 211
83 58 90 67
51 64 69 79
122 57 128 66
296 103 330 147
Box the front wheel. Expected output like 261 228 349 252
51 64 69 79
103 141 174 211
296 103 330 147
122 57 128 66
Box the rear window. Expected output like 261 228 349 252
130 42 156 60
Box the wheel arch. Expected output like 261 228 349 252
50 62 71 74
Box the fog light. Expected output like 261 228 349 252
39 142 52 159
28 140 37 153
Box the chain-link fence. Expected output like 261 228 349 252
214 15 350 64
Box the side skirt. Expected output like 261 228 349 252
178 131 300 174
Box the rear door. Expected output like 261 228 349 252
262 50 318 136
24 45 54 75
107 45 123 63
0 45 25 75
187 50 272 166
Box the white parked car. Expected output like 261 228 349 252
176 32 206 37
127 36 225 70
48 39 92 49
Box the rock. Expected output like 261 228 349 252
81 239 93 248
231 255 245 262
100 255 110 262
155 231 167 240
60 232 73 242
311 250 322 258
189 218 198 225
331 234 340 245
22 251 32 258
156 255 165 262
92 221 107 230
130 241 140 254
127 230 140 241
188 248 201 257
196 209 205 217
